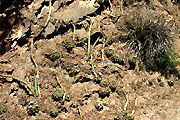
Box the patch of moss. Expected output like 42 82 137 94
0 105 6 114
128 56 137 70
159 82 164 87
51 81 58 88
109 79 117 91
63 62 79 77
52 88 65 101
116 111 134 120
50 108 58 117
19 98 27 106
139 63 144 71
157 76 161 82
106 49 124 65
109 54 123 64
116 88 124 97
27 101 39 116
154 49 180 70
148 80 153 86
49 51 61 61
62 40 75 52
65 94 72 102
99 79 109 87
95 103 103 111
129 56 137 64
106 49 115 57
98 88 110 98
30 69 36 76
168 80 174 86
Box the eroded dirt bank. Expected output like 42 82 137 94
1 0 180 119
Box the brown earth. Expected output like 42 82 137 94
1 0 180 119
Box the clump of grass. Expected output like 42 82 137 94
138 63 144 71
124 10 179 73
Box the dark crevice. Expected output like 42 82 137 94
17 38 29 47
55 0 75 12
46 25 71 39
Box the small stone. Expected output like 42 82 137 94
43 22 55 37
72 47 85 56
87 75 94 80
37 6 49 18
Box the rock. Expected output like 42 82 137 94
70 81 100 97
10 82 19 92
43 22 55 37
53 0 100 23
12 68 26 81
37 6 49 18
0 64 13 72
80 93 99 114
72 47 85 56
